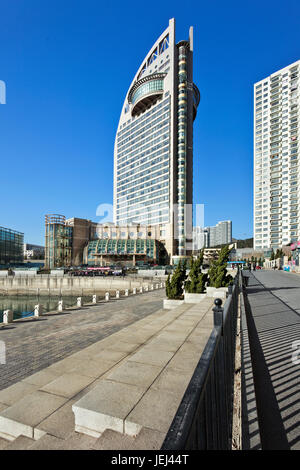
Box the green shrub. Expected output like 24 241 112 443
185 251 208 293
165 260 187 299
208 245 233 288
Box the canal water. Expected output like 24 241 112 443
0 294 97 322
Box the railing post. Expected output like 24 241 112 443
34 304 42 317
213 298 223 334
3 310 13 324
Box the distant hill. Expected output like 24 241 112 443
209 237 253 249
236 238 253 249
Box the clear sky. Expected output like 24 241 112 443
0 0 299 245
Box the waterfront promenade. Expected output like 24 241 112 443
242 270 300 450
0 290 165 391
0 290 215 450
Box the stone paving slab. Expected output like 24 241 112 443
22 369 59 387
0 381 39 407
107 361 161 389
73 380 145 437
125 388 182 436
69 358 117 379
91 427 165 451
40 373 94 398
0 391 68 439
127 348 174 368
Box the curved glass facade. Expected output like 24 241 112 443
131 79 164 105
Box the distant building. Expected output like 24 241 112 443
208 221 232 247
193 221 232 250
229 247 264 261
24 243 45 259
0 226 24 265
193 227 209 250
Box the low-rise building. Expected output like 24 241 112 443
24 243 45 259
45 214 167 268
0 226 24 265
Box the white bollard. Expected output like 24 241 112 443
125 289 129 297
139 286 143 294
34 304 42 317
145 285 149 292
77 297 82 308
58 300 64 312
160 282 163 288
132 288 137 295
92 294 97 304
3 310 13 324
116 290 120 299
105 292 110 301
150 284 154 291
155 284 159 289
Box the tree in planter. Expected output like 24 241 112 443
207 245 233 288
165 260 187 299
185 251 208 293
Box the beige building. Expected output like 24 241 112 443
45 214 166 268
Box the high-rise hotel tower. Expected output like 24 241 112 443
254 60 299 251
113 19 200 262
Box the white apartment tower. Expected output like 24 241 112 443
113 19 200 262
254 60 300 251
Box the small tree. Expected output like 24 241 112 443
165 260 187 299
185 250 208 293
208 245 233 288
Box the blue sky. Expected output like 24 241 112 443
0 0 299 245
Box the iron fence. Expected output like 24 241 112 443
161 273 240 450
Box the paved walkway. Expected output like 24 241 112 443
0 290 165 391
0 296 215 450
243 271 300 450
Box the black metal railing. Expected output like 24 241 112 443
161 273 240 450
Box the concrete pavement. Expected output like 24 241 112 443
242 270 300 450
0 290 165 391
0 296 215 450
